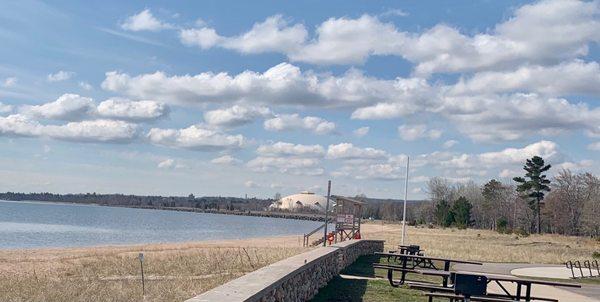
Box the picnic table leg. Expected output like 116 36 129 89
400 256 408 285
442 261 450 287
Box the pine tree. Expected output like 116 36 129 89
452 196 472 229
513 156 551 234
435 200 453 227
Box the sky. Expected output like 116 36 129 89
0 0 599 199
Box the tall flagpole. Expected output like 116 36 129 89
401 156 410 246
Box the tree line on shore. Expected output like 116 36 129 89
0 192 273 211
361 156 600 238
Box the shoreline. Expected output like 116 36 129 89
0 233 306 253
0 223 388 256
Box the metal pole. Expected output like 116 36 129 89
323 180 331 246
401 156 409 246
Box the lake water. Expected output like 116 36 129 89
0 200 324 249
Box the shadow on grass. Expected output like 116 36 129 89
310 255 439 302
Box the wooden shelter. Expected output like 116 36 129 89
331 195 364 242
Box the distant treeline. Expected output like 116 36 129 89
0 192 273 211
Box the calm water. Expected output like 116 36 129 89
0 200 323 249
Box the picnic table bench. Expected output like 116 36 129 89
375 253 483 287
409 282 558 302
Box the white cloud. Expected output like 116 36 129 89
380 9 409 17
97 98 168 121
256 142 324 157
0 102 13 114
0 114 43 137
121 9 173 32
79 82 93 90
101 63 430 110
246 156 323 176
264 113 335 135
244 180 260 188
326 143 388 160
249 142 326 176
211 155 242 165
180 28 221 49
180 15 307 53
22 94 94 121
449 60 600 97
288 14 406 65
147 124 244 151
43 120 138 143
2 77 17 87
177 1 600 72
478 140 560 166
107 63 600 143
442 140 458 149
406 141 563 179
588 142 600 151
440 93 600 141
157 158 186 169
405 0 600 75
204 105 271 128
331 163 403 180
0 114 138 143
47 71 75 82
350 78 435 119
556 159 594 171
353 126 369 137
157 158 175 169
398 124 442 141
499 169 519 178
19 95 168 122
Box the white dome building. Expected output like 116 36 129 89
270 191 328 212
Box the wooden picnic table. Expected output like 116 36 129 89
397 246 424 255
413 269 580 301
375 253 482 287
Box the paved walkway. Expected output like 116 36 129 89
454 263 600 302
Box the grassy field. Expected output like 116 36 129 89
362 222 600 264
0 237 308 302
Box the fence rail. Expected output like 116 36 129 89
565 260 600 278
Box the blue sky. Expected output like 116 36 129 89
0 0 599 199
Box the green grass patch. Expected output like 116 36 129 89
311 278 436 302
311 255 446 302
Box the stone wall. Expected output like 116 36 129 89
186 239 384 302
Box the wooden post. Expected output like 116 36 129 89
139 253 145 296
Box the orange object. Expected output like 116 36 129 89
327 232 335 245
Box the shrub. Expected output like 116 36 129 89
497 218 509 234
514 228 529 237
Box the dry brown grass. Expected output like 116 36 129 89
1 223 598 301
361 222 600 264
0 236 308 302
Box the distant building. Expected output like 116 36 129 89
269 191 328 212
